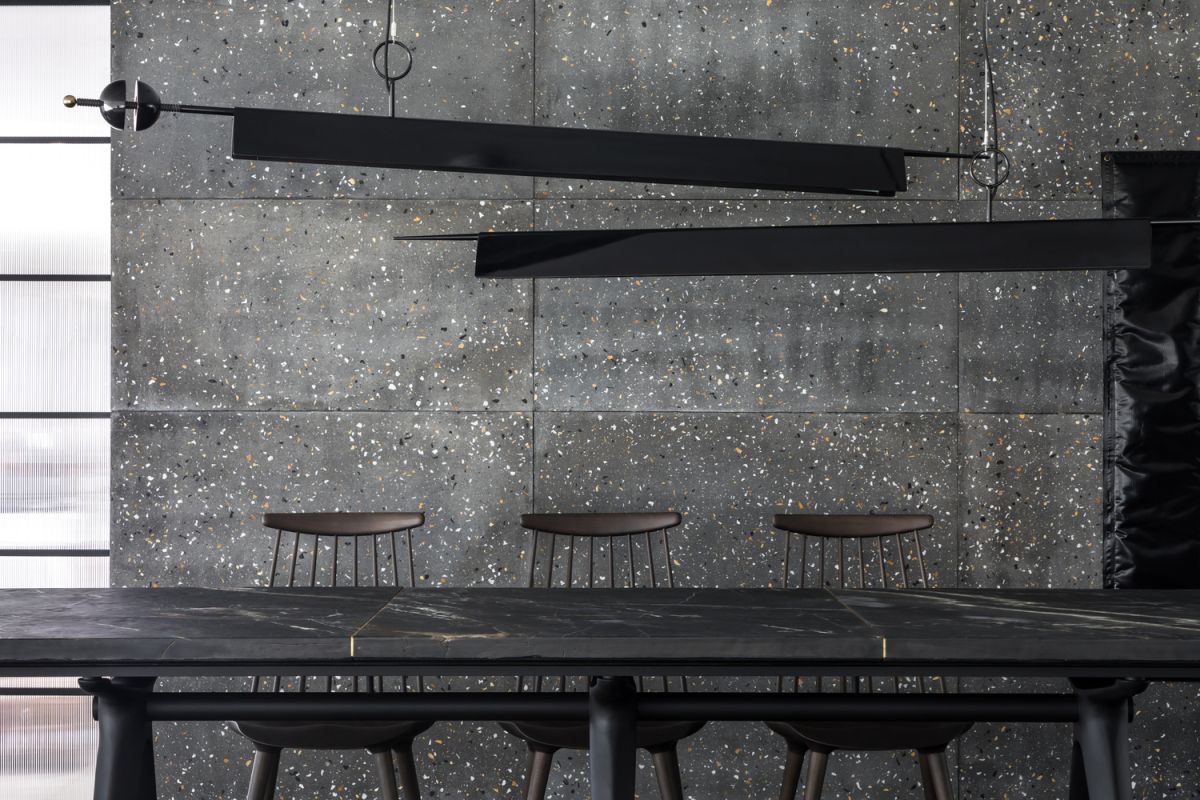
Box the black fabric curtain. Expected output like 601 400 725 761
1102 152 1200 589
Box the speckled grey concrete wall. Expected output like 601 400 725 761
110 0 1200 797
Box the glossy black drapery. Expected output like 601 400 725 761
1102 152 1200 589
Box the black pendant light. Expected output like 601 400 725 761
64 80 916 197
396 219 1153 278
232 106 911 196
67 0 1157 278
392 0 1154 279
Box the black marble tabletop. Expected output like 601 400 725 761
3 587 1200 677
0 587 394 672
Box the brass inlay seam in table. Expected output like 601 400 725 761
824 588 889 659
349 591 403 659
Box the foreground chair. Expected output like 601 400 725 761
500 512 703 800
768 513 969 800
234 512 431 800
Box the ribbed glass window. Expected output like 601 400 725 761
0 283 109 412
0 694 97 798
0 6 110 138
0 5 110 798
0 144 110 275
0 557 107 589
0 419 109 551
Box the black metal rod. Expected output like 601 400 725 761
67 97 234 118
636 692 1081 722
394 233 484 242
0 549 109 557
0 412 110 420
0 274 111 282
137 690 1081 723
0 136 110 145
146 691 589 721
167 103 234 117
902 148 974 160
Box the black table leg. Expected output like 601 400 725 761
1068 738 1089 800
1068 678 1148 800
589 676 637 800
81 676 158 800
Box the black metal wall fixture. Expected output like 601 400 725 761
58 0 989 197
62 80 915 197
64 0 1161 274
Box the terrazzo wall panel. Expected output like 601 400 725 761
109 0 1200 797
111 0 534 198
958 0 1200 200
533 200 970 413
112 200 534 412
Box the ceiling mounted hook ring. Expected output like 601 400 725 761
970 147 1010 190
373 38 414 83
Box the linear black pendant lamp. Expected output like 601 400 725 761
394 219 1154 278
64 80 915 196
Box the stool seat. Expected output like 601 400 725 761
232 720 434 751
499 719 704 752
767 720 972 753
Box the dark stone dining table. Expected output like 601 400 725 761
3 586 1198 800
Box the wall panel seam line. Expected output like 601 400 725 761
106 409 1098 416
111 196 1037 204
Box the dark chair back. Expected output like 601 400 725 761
258 512 425 693
774 513 944 693
520 512 683 691
264 512 424 589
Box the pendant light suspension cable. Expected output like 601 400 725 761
373 0 413 118
969 0 1011 221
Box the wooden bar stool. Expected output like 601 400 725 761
499 512 703 800
233 512 431 800
767 513 968 800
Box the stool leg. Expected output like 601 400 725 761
245 746 280 800
919 748 953 800
525 744 557 800
780 743 807 800
649 744 684 800
803 749 829 800
370 747 400 800
392 739 422 800
918 751 937 800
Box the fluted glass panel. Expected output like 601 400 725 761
0 283 109 412
0 8 111 798
0 556 107 588
0 144 109 275
0 694 97 800
0 419 108 551
0 5 110 137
